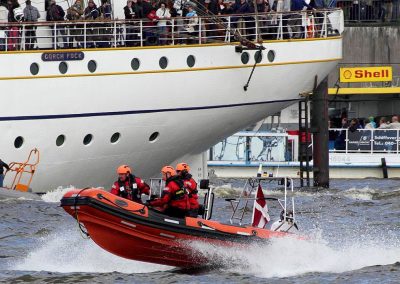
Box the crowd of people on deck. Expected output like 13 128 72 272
332 115 400 131
110 162 200 218
0 0 335 50
331 115 400 151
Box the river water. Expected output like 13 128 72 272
1 178 400 283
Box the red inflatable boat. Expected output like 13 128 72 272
60 177 299 268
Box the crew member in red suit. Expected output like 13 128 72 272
147 165 189 218
110 165 150 203
176 162 199 217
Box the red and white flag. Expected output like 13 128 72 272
251 184 271 228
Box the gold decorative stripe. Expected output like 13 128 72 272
0 57 342 81
0 36 342 54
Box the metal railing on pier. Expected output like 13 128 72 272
337 0 400 23
209 131 298 164
209 128 400 165
0 9 342 51
329 128 400 154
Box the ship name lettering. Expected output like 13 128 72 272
42 52 84 61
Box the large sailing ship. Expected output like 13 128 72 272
0 1 343 192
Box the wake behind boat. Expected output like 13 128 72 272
60 176 300 267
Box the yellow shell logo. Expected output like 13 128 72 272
343 70 352 79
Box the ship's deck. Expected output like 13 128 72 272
0 9 343 52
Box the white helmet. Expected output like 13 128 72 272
13 7 24 22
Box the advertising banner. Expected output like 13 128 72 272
340 66 392 83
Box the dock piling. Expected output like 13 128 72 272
311 76 330 188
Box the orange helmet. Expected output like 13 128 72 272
161 165 176 176
117 165 131 174
176 162 190 172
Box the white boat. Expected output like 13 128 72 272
208 128 400 179
0 5 343 192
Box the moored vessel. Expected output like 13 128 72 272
1 7 343 192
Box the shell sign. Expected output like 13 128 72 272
340 66 392 82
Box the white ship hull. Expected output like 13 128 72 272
0 38 342 192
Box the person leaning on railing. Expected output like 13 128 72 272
207 0 225 41
6 0 22 50
124 0 143 47
231 0 254 39
389 115 400 129
183 3 198 44
378 117 391 129
364 116 376 129
66 0 84 48
290 0 315 39
83 0 100 48
334 117 349 151
98 0 113 48
144 0 160 45
23 0 40 50
46 0 68 49
348 118 361 132
156 2 171 45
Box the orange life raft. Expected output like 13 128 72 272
61 187 295 267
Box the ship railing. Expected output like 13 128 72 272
209 128 400 165
0 9 343 51
329 128 400 154
337 0 400 24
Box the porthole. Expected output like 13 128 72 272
187 55 196 68
254 51 263 63
56 135 65 147
87 60 97 73
159 57 168 69
59 61 68 74
267 50 276 62
149 132 159 142
241 52 249 64
110 132 121 144
83 134 93 145
14 136 24 148
131 58 140 71
30 62 39 75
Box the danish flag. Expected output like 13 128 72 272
251 184 271 228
